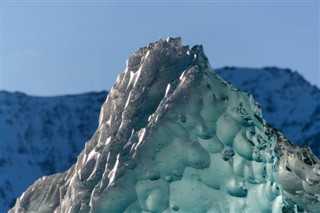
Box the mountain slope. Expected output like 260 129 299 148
2 68 319 212
9 38 320 212
216 67 320 156
0 91 107 211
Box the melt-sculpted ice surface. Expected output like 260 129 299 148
10 38 320 213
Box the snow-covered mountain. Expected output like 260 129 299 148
2 72 319 212
8 38 320 212
0 91 107 212
216 67 320 157
2 66 320 212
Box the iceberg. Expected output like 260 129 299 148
10 38 320 213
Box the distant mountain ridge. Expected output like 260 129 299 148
1 67 319 212
216 67 320 156
0 91 107 211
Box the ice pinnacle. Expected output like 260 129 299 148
10 38 320 213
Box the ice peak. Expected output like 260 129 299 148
10 38 320 213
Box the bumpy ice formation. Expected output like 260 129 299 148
10 38 320 213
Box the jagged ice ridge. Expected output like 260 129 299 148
10 38 320 212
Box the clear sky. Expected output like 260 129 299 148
1 0 319 96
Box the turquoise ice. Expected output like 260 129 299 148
10 38 320 213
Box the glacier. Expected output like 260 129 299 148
9 38 320 212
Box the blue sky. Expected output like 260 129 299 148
1 1 319 96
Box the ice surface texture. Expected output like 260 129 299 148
10 38 320 213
